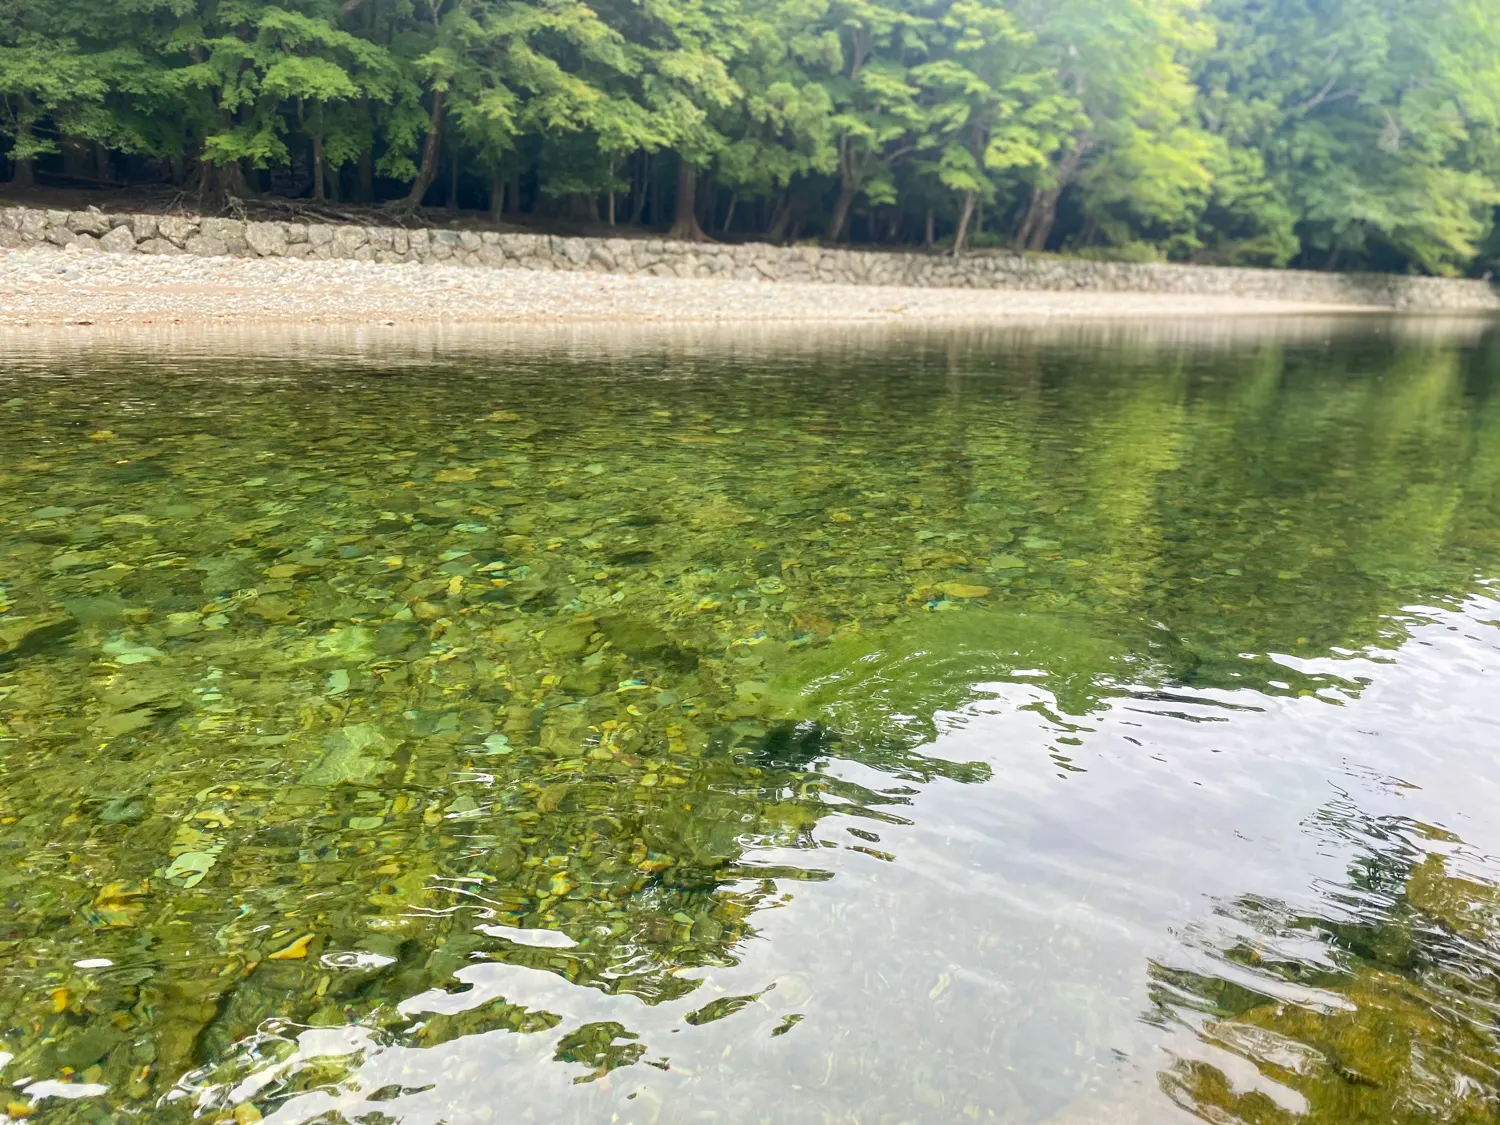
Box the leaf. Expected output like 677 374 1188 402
89 881 150 927
267 933 316 960
164 851 218 888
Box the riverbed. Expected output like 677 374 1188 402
1 320 1498 1124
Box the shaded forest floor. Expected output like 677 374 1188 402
1 182 569 234
0 183 954 254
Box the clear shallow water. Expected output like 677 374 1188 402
1 321 1499 1124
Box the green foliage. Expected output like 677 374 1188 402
1198 0 1500 273
4 0 1500 273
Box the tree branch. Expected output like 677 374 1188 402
1294 56 1360 117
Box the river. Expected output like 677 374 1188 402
1 318 1498 1124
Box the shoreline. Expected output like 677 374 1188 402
0 311 1495 371
0 243 1461 329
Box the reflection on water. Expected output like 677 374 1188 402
0 320 1498 1123
1153 806 1500 1124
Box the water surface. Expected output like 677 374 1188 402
2 320 1499 1124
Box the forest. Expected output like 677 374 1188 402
3 0 1500 275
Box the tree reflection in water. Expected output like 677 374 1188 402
1151 800 1500 1124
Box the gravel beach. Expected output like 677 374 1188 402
0 243 1396 328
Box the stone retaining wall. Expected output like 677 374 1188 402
4 203 1497 312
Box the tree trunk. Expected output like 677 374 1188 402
697 175 715 230
213 154 253 204
196 159 246 209
629 176 647 224
722 190 737 233
1024 187 1062 252
490 176 503 218
826 177 858 242
94 143 112 183
768 190 793 242
357 146 374 203
401 88 446 208
1014 139 1087 252
312 134 325 201
1013 185 1042 249
630 153 650 225
652 156 665 227
354 97 375 202
11 114 33 187
925 207 935 246
192 159 215 206
447 153 460 210
61 142 91 181
952 191 977 257
668 157 706 241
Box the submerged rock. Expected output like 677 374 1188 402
0 613 76 664
301 724 396 786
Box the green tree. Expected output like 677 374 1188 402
711 0 838 237
909 0 1059 255
1009 0 1216 254
1199 0 1500 274
818 0 930 241
0 0 126 186
2 0 1498 273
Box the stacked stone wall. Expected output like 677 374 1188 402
3 204 1497 312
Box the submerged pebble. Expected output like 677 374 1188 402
0 334 1496 1122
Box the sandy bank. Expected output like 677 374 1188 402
0 244 1421 329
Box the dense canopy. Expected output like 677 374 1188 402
3 0 1500 274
